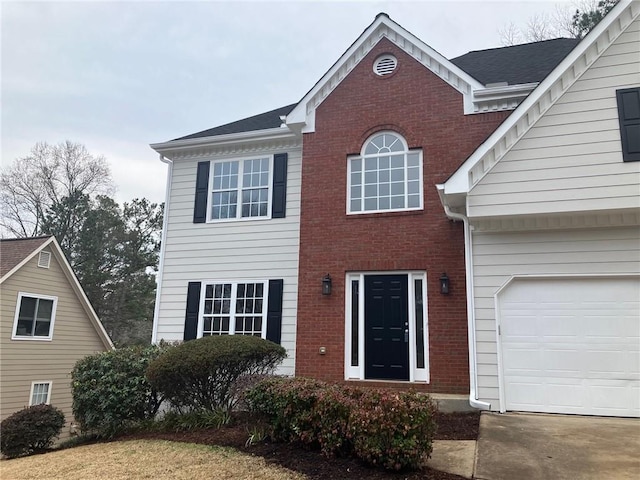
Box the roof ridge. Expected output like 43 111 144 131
0 235 52 242
453 37 579 57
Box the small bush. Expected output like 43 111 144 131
146 335 286 414
156 409 233 432
350 389 437 471
71 343 170 438
246 377 437 471
0 404 65 458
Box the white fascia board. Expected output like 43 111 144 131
0 237 54 285
285 14 484 133
47 238 114 350
150 126 298 156
443 0 637 197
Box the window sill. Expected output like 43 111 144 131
11 336 53 342
346 209 424 220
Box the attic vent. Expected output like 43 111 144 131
373 55 397 76
38 251 51 269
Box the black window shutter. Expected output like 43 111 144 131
271 153 288 218
193 161 210 222
616 87 640 162
184 282 201 341
266 279 284 344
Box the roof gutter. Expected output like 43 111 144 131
150 126 297 154
151 154 172 345
437 185 491 411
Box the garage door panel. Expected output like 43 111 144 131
500 277 640 417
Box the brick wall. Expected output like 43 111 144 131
296 38 509 393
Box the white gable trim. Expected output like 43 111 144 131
1 237 114 349
442 0 639 199
0 237 54 284
285 13 485 134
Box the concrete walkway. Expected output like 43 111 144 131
427 412 640 479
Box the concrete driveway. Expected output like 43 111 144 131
475 412 640 480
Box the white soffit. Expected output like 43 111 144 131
442 0 639 198
285 13 485 133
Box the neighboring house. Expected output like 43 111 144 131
151 0 638 412
0 236 113 440
439 0 640 417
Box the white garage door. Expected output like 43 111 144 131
499 277 640 417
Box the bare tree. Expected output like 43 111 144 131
498 0 616 46
0 141 114 237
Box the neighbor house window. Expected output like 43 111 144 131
12 293 57 340
200 281 267 337
348 132 423 214
29 382 51 405
211 157 271 220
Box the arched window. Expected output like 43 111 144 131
348 132 423 213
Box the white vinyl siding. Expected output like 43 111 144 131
471 226 640 410
154 147 302 376
468 17 640 218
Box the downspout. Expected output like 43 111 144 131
437 186 491 410
151 154 173 344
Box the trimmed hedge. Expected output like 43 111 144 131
71 344 169 438
245 377 437 471
0 404 65 458
146 335 286 413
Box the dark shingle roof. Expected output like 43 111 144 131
0 236 51 277
173 104 297 141
172 38 580 142
450 38 580 86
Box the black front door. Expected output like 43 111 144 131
364 274 409 381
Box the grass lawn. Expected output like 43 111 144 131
0 439 306 480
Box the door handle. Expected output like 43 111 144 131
404 329 409 342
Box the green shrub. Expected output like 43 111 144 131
349 389 437 471
245 376 326 444
71 343 170 438
246 377 437 471
146 335 286 413
155 409 232 432
0 404 65 458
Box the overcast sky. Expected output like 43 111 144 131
2 0 574 204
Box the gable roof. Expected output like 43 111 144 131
450 38 580 85
173 104 296 141
0 236 114 349
285 12 485 133
0 236 50 277
440 0 639 205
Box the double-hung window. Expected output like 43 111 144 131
29 382 52 405
348 132 423 214
12 293 57 340
211 158 271 220
200 281 268 337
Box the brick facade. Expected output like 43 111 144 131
295 38 509 393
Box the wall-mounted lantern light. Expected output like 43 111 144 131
440 273 450 295
322 274 332 295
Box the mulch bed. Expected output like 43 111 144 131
121 411 479 480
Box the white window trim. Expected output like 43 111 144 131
207 155 274 223
344 271 430 383
11 292 58 341
29 381 52 406
197 279 269 338
347 132 424 215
